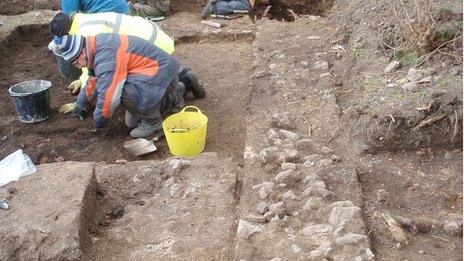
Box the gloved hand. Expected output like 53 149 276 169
58 102 77 114
67 79 82 95
73 106 87 120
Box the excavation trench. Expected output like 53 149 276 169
0 24 254 164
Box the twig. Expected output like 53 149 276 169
416 101 433 111
379 36 398 51
327 114 347 142
308 123 313 137
432 235 450 242
381 211 409 245
388 114 395 130
416 37 460 67
413 114 446 131
451 110 459 143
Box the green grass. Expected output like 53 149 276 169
392 50 421 67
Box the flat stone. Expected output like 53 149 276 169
407 68 425 82
269 202 285 215
281 163 297 171
384 61 401 73
244 146 259 161
417 76 432 83
256 201 269 214
303 197 324 210
278 129 300 141
314 61 329 70
303 186 333 198
320 146 333 155
282 190 299 201
0 162 95 260
267 128 280 144
301 223 333 236
309 240 332 257
335 233 368 245
307 180 326 188
329 206 361 228
274 170 302 186
237 220 263 240
259 147 285 165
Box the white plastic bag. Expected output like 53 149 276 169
0 149 36 187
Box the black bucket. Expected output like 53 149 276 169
9 80 52 123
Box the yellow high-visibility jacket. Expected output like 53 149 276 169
69 12 175 84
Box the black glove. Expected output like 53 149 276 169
73 106 87 120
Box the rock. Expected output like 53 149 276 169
236 220 262 240
285 227 295 235
292 244 302 253
320 146 333 155
316 159 333 168
309 240 332 257
443 220 462 236
430 89 446 98
274 170 302 186
269 202 285 216
282 190 299 201
303 197 323 210
407 68 425 82
270 258 282 261
259 147 285 165
401 82 419 92
329 206 361 228
270 113 296 130
294 139 314 152
281 163 297 171
169 183 183 197
301 61 309 67
253 182 276 199
418 250 425 254
264 211 275 221
301 223 333 236
302 154 323 166
167 159 191 176
307 36 321 40
282 147 300 162
279 129 299 141
267 129 280 144
307 180 326 188
330 155 341 162
303 187 333 198
164 177 176 187
244 146 259 161
246 214 267 224
329 201 355 208
314 61 329 70
384 61 401 73
335 233 368 245
303 173 320 184
395 216 414 231
115 159 128 164
284 200 299 216
376 189 388 203
256 201 269 214
414 219 433 234
417 76 432 83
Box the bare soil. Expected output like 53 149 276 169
0 0 59 15
0 24 252 164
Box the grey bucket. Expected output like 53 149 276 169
9 80 52 123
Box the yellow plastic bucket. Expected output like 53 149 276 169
163 106 208 157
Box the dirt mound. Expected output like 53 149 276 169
0 0 59 15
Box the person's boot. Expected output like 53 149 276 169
201 2 214 19
179 68 206 99
125 111 141 128
130 120 162 138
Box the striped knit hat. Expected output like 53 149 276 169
56 35 84 62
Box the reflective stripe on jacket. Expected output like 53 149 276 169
76 33 180 128
69 12 175 89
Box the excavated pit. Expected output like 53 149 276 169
0 0 59 15
0 24 253 164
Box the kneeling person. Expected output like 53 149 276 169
56 34 185 138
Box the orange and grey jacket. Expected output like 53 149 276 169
76 33 180 128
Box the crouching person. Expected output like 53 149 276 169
56 34 185 138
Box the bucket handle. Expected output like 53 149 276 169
181 106 203 114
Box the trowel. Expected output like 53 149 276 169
123 138 157 156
